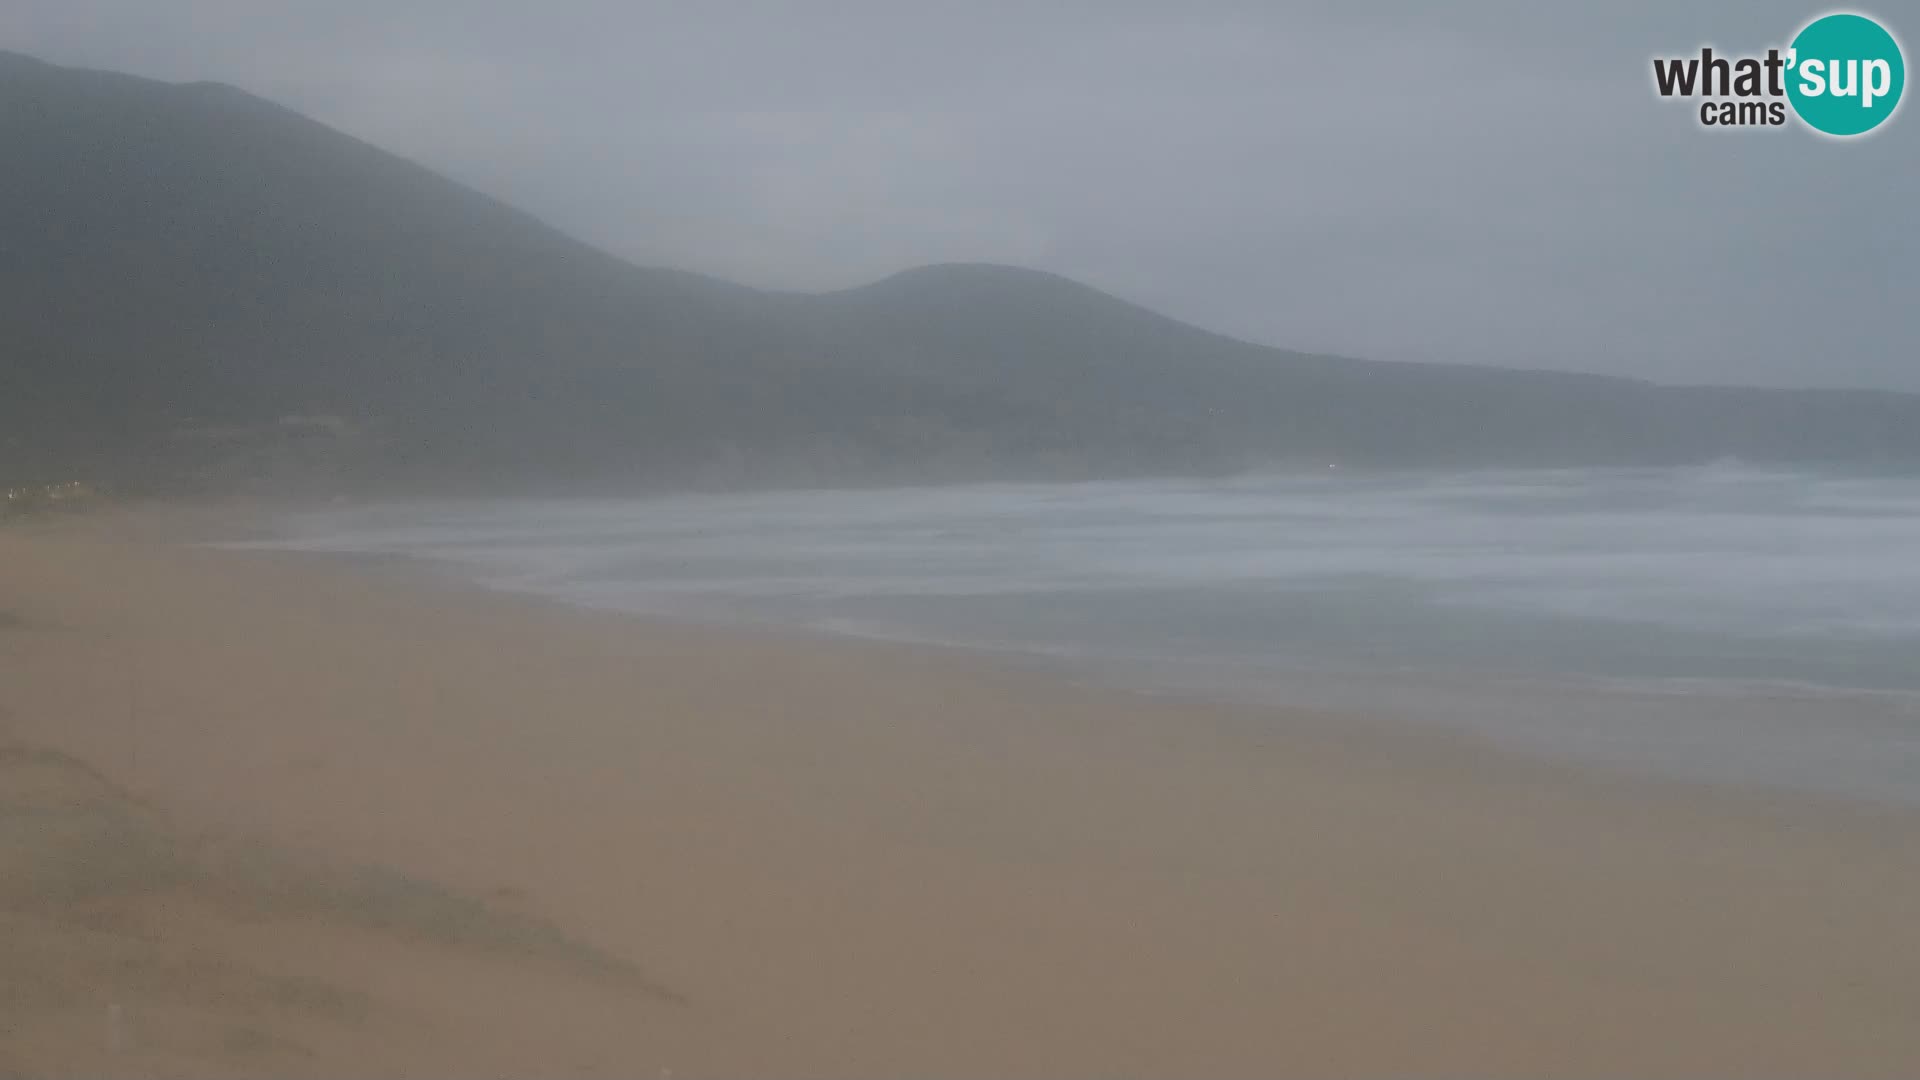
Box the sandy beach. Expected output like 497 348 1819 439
3 505 1918 1078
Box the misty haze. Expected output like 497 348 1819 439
3 4 1918 1078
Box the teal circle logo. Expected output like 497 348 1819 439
1786 13 1905 136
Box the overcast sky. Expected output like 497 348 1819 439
8 1 1916 389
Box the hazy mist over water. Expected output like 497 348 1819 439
247 465 1920 803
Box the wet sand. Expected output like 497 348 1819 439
2 505 1918 1077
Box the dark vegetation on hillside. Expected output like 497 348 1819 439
5 49 1918 493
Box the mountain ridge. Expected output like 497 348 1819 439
4 50 1918 492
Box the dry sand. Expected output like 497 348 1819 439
2 504 1918 1077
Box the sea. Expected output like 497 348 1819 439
230 465 1920 805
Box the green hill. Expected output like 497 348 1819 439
4 50 1918 492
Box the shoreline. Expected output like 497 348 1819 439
4 503 1919 1076
221 498 1920 810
